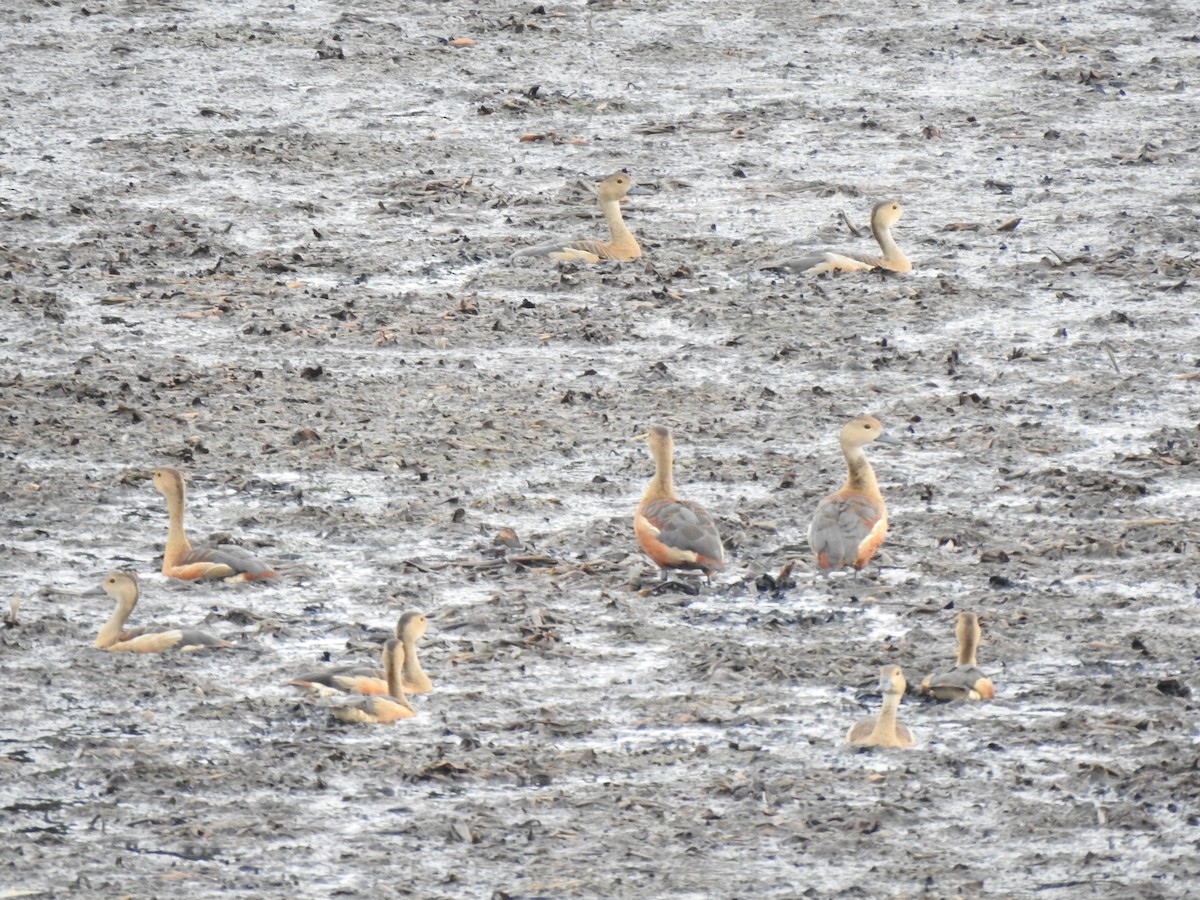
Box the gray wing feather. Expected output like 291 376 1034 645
808 495 880 567
185 543 275 577
644 498 724 563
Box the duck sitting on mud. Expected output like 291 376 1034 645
634 425 725 583
152 466 278 582
920 612 996 701
394 610 433 693
510 172 645 264
764 200 911 275
330 639 415 724
847 665 915 748
288 610 433 697
809 416 895 575
92 570 231 653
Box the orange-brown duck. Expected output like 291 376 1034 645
847 665 915 748
511 172 644 264
92 571 231 653
331 639 416 724
920 612 996 701
809 416 894 573
288 610 433 696
634 425 725 581
153 466 278 582
765 200 911 275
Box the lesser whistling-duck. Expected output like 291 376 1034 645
920 612 996 701
634 425 725 581
288 610 433 696
511 172 645 264
808 416 895 574
395 610 433 694
92 570 231 653
846 665 915 748
331 638 415 724
152 466 278 582
765 200 911 276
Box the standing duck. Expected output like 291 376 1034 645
920 612 996 701
152 466 278 582
808 416 895 574
92 570 231 653
634 425 725 581
288 610 433 696
846 665 915 748
764 200 911 275
331 638 416 724
511 172 645 264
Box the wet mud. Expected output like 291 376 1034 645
2 0 1199 897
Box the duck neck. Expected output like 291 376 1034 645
163 481 193 558
958 636 979 667
401 636 432 692
385 647 408 703
872 691 902 741
873 224 910 271
96 600 132 649
601 197 637 251
644 454 675 502
842 445 881 498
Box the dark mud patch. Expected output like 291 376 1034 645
2 0 1199 897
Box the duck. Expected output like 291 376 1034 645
764 200 911 275
92 570 231 653
511 172 645 264
152 466 278 582
920 612 996 701
288 610 433 696
846 665 915 748
395 610 433 694
634 425 725 581
808 416 895 574
330 638 415 724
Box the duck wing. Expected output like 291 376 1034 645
808 494 884 570
922 665 994 700
185 542 277 578
639 498 725 567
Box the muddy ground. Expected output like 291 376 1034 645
2 0 1199 896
